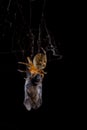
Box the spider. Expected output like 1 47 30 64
18 48 47 78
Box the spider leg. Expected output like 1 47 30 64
17 69 27 73
18 62 29 66
41 47 46 54
27 57 32 64
40 70 47 74
43 71 47 74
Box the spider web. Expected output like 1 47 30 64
0 0 62 62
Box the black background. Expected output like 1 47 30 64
0 0 73 129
